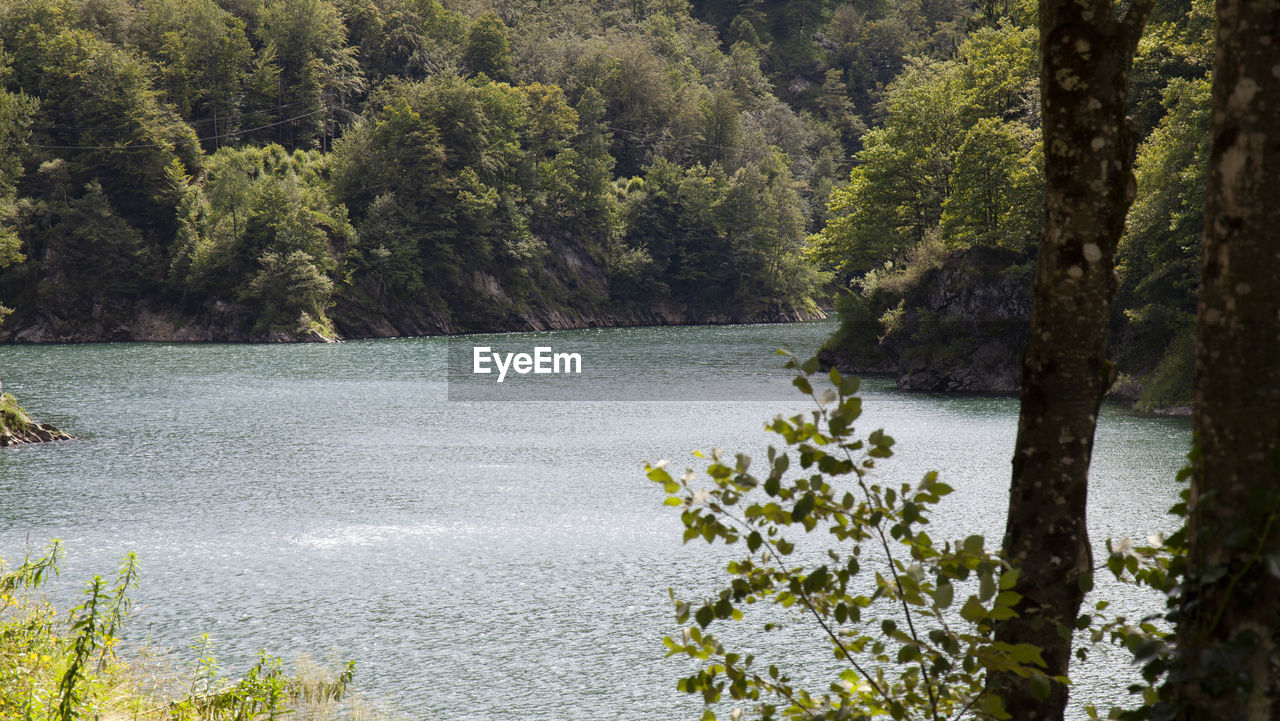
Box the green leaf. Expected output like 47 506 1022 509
994 590 1021 607
648 466 673 484
792 493 815 522
1008 643 1046 666
696 606 713 628
933 580 954 608
1029 673 1051 701
979 572 996 601
980 693 1011 720
960 596 986 623
896 644 918 663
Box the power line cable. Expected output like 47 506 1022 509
30 105 332 151
27 100 313 131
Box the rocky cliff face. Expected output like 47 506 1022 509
821 246 1032 392
1 297 826 344
1 300 259 343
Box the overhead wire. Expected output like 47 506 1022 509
29 105 333 151
26 99 313 131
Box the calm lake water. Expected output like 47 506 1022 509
0 320 1190 720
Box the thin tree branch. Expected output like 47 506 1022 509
713 506 903 719
1119 0 1157 56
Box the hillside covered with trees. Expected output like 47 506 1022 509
805 0 1211 411
0 0 1210 406
0 0 841 341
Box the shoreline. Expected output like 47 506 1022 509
0 306 831 345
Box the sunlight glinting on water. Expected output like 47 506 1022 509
0 320 1190 720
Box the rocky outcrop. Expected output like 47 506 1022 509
0 394 73 447
821 246 1032 392
1 295 824 344
0 300 338 344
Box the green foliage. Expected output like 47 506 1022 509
57 552 139 721
651 354 1056 720
1133 326 1194 413
339 0 467 81
0 0 846 335
1066 454 1196 721
168 643 357 721
940 119 1041 251
0 0 1204 346
255 0 364 149
1114 75 1208 406
168 144 351 333
1128 0 1212 135
616 152 824 311
244 249 335 333
810 24 1040 281
0 81 36 321
464 12 512 81
127 0 262 148
0 542 361 720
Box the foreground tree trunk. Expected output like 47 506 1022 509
989 0 1153 717
1172 3 1280 717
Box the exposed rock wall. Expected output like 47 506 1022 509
1 300 825 343
820 246 1033 392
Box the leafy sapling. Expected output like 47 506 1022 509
649 351 1056 721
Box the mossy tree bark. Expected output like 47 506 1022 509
1172 3 1280 717
988 0 1154 718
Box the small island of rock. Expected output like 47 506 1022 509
0 393 73 447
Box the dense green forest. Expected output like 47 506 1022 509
0 0 1209 405
0 0 842 341
805 0 1211 409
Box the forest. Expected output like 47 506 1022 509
0 0 1207 401
5 1 1280 719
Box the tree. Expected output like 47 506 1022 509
255 0 363 149
810 24 1039 283
129 0 258 150
1115 76 1209 410
244 249 335 331
988 0 1157 718
940 118 1040 251
463 12 512 82
0 85 35 323
1168 2 1280 716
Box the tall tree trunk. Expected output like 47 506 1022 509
989 0 1153 717
1172 3 1280 717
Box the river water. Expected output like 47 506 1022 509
0 320 1190 719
